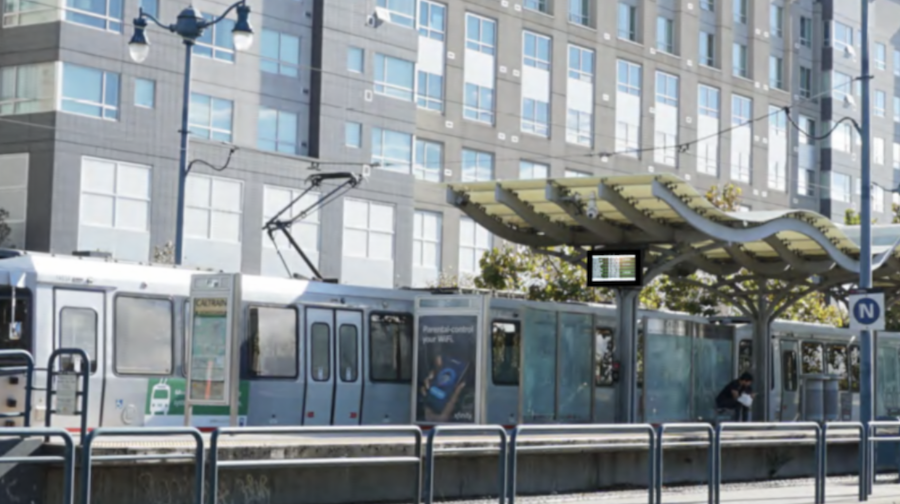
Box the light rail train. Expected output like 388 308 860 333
1 249 899 430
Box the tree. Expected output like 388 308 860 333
152 241 175 264
0 208 10 247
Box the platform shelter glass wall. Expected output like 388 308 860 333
641 317 735 423
520 308 594 423
876 337 900 417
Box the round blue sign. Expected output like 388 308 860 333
854 298 881 325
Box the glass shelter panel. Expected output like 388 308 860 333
692 325 734 421
557 312 593 423
521 309 557 423
876 340 900 416
643 318 692 423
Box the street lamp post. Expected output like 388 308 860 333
127 3 254 265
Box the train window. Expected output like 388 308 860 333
801 342 824 374
849 344 861 392
339 324 359 383
369 313 413 382
595 327 615 387
114 296 173 375
248 306 298 379
782 350 798 391
310 323 331 382
738 341 752 375
0 288 31 362
827 344 849 391
491 321 520 386
59 307 98 373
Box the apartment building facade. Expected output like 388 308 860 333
0 0 895 288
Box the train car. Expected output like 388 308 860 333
2 249 888 430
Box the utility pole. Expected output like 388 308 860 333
858 0 874 494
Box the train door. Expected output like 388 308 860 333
303 307 363 425
779 339 800 421
53 288 105 428
0 274 31 427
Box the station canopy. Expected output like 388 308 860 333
446 174 900 286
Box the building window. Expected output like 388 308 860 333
416 71 443 111
522 98 549 137
65 0 123 32
699 31 715 67
188 93 233 142
833 122 852 153
371 127 412 174
342 199 394 260
697 84 720 176
194 13 235 62
569 0 590 26
523 31 551 70
347 47 364 73
80 157 150 232
831 172 851 203
257 108 297 155
568 45 593 82
0 64 53 116
134 78 154 108
733 43 747 78
418 0 446 40
413 210 442 282
616 59 642 157
730 94 752 183
894 143 900 170
345 122 362 148
700 0 713 10
617 60 641 96
465 13 496 55
894 96 900 122
834 21 853 50
895 50 900 76
114 296 173 375
769 56 783 89
800 16 812 47
459 217 491 276
655 72 678 106
734 0 746 24
262 185 320 264
461 149 493 182
565 169 590 177
657 16 674 54
261 30 300 77
699 85 719 118
567 110 592 147
376 0 414 27
523 0 547 13
770 4 783 38
139 0 157 18
799 66 812 98
874 185 885 213
876 43 887 71
464 84 494 124
876 90 886 117
654 72 678 167
184 175 243 243
519 160 549 179
832 71 852 100
618 3 636 42
875 137 885 165
414 139 442 182
374 54 414 101
797 168 815 197
61 63 119 120
768 106 787 191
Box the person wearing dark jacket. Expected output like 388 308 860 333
716 372 754 421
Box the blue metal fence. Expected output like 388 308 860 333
0 428 75 504
425 425 507 504
655 423 715 504
44 348 90 441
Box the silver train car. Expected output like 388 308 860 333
0 250 895 430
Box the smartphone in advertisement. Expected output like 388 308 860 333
425 358 469 413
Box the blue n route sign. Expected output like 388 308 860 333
849 291 885 331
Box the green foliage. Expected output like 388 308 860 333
473 182 847 325
0 208 9 247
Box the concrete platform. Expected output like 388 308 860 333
1 427 887 504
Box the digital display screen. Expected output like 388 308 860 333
586 250 643 287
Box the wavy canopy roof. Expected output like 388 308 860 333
446 174 900 285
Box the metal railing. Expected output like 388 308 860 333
506 424 657 504
0 349 34 426
820 422 866 503
79 427 204 504
715 422 823 504
425 425 508 504
866 421 900 502
0 428 75 504
208 425 424 504
44 348 90 441
655 423 715 504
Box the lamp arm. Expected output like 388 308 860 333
137 8 174 31
199 0 245 29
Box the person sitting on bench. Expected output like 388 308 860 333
715 372 755 422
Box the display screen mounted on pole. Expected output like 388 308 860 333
412 296 486 425
186 273 241 417
586 249 643 287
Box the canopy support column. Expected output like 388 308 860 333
615 287 641 423
752 298 773 422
